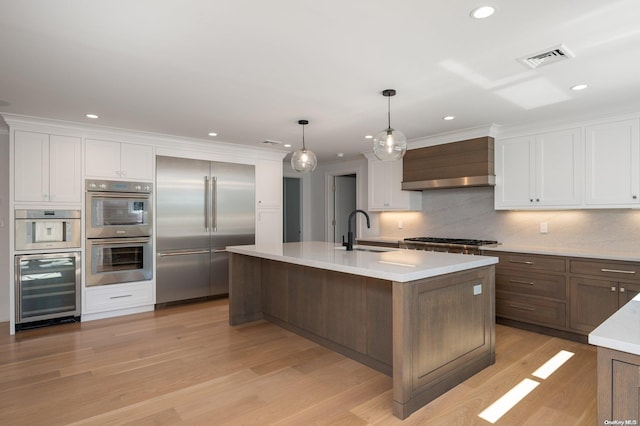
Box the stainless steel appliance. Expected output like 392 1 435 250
14 209 81 251
15 251 81 330
400 237 498 254
85 179 153 286
86 180 152 238
86 237 152 286
156 156 255 303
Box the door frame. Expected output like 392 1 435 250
324 162 367 242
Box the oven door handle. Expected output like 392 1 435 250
89 238 150 245
88 192 149 199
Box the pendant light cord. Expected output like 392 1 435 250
302 123 306 150
387 95 392 130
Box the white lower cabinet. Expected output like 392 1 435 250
256 208 282 245
84 281 154 319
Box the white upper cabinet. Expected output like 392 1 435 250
14 131 82 203
85 139 154 180
366 154 422 211
255 159 283 208
495 128 582 209
584 119 640 206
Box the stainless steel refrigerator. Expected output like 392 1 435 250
156 156 255 303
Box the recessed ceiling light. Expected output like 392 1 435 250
208 132 218 137
365 135 373 139
570 84 588 91
443 115 456 121
337 153 344 158
283 144 292 148
86 113 98 119
470 6 495 19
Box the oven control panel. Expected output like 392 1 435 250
86 180 152 193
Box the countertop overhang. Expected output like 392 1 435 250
589 293 640 356
226 241 497 283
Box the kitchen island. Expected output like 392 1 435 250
227 241 498 419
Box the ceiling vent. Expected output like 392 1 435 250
519 44 575 69
261 139 282 146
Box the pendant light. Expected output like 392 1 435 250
373 89 407 161
291 119 317 173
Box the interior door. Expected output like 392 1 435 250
283 177 301 242
334 175 356 243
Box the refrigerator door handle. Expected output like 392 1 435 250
204 176 210 232
158 249 211 257
212 176 218 232
213 248 227 253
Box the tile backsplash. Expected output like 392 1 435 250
378 187 640 253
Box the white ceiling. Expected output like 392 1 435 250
1 0 640 163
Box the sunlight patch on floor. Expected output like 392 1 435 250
477 349 576 423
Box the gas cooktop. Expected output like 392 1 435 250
403 237 498 246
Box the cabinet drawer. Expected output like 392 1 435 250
488 252 566 273
570 259 640 280
496 270 566 300
85 282 153 314
496 294 566 328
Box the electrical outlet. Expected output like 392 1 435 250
397 220 403 229
540 222 548 234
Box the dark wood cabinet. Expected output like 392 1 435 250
569 259 640 333
483 250 640 339
597 347 640 424
484 250 569 332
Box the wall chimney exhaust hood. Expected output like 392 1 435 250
402 136 495 190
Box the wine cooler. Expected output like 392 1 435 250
15 252 81 330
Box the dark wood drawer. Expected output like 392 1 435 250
570 259 640 281
496 270 566 300
485 251 566 273
496 294 566 328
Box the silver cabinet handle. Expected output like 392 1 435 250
509 260 534 265
213 249 227 253
611 286 617 292
620 287 626 293
601 268 636 274
509 279 534 285
509 303 535 311
110 294 132 299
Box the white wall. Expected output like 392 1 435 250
378 186 640 253
0 131 9 322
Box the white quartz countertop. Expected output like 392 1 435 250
227 241 497 283
589 293 640 356
481 244 640 262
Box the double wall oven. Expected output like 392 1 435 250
85 180 153 286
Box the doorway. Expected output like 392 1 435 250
333 174 356 243
283 177 301 242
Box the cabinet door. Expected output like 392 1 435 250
495 136 535 208
256 208 282 245
256 159 282 208
14 131 49 202
368 156 421 211
536 128 582 206
120 143 153 180
618 282 640 305
585 119 640 206
85 139 121 178
48 135 82 202
569 277 619 333
368 158 389 210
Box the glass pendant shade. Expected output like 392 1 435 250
373 127 407 161
291 119 317 173
373 89 407 161
291 148 317 173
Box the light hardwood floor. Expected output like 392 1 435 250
0 299 596 425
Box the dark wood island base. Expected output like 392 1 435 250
229 253 495 420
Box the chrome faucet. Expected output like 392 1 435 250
343 209 371 251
